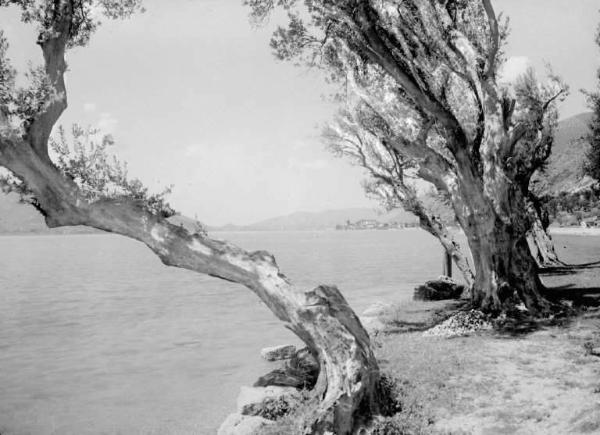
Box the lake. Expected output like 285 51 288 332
0 229 454 434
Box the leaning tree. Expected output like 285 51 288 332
324 101 475 287
248 0 568 314
0 1 387 433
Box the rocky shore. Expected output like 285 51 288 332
217 237 600 435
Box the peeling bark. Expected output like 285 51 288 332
526 219 562 267
452 166 553 315
525 196 563 267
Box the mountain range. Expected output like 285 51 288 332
0 193 417 234
0 112 594 234
208 208 417 232
532 112 595 196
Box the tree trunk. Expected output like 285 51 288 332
468 227 549 314
0 136 381 434
456 182 552 315
526 220 562 267
525 196 563 267
413 204 475 289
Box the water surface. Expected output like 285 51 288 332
0 230 449 434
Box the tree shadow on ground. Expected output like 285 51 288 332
539 260 600 276
544 285 600 308
494 284 600 337
382 300 468 334
384 320 436 333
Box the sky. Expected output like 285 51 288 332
1 0 599 226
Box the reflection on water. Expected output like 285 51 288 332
0 230 444 434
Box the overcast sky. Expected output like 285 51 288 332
1 0 599 225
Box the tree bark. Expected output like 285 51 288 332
468 224 549 313
453 170 552 315
333 0 562 317
525 196 563 267
0 135 380 434
526 219 562 267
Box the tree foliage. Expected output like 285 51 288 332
50 125 175 217
0 0 143 46
1 124 175 217
248 0 567 313
0 1 175 218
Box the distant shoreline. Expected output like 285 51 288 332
1 226 599 237
549 227 600 236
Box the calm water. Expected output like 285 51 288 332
0 230 447 434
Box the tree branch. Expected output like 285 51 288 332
25 3 71 158
481 0 499 80
350 1 467 144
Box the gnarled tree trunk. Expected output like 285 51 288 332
450 139 552 315
465 216 548 313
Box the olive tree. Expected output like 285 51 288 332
249 0 567 314
0 1 385 432
324 101 475 287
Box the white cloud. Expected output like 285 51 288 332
83 102 97 113
499 56 532 84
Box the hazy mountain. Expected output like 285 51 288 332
532 112 596 195
210 208 418 232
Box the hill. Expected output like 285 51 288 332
532 112 595 195
210 208 418 232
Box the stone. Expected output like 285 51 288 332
254 368 306 389
236 386 300 417
254 347 319 389
260 344 296 361
217 413 271 435
413 276 465 301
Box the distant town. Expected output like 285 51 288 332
335 219 420 230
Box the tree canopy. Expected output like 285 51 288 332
248 0 567 313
